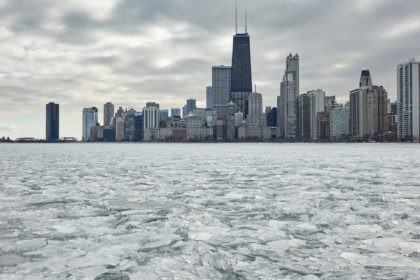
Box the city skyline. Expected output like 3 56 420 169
1 1 420 139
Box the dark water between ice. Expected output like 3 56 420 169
0 143 419 279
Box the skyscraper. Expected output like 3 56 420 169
350 70 388 139
230 12 252 118
247 92 263 127
46 102 59 141
297 94 310 140
143 102 160 141
183 99 197 118
206 86 213 110
212 66 231 120
330 106 350 140
308 89 325 140
103 102 114 127
231 33 252 93
278 53 299 139
397 59 420 141
82 107 98 141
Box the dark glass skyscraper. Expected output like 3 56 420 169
46 102 59 141
230 31 252 118
231 33 252 93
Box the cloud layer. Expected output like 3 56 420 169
1 0 419 139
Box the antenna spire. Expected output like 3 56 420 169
235 0 238 34
245 9 247 33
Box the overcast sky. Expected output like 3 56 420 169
1 0 419 139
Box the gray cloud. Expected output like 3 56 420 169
0 0 419 139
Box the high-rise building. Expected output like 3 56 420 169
169 108 181 126
350 70 388 139
397 59 420 141
266 106 277 128
143 102 160 141
206 86 213 110
247 92 263 127
308 89 325 140
46 102 59 141
124 110 143 141
212 66 231 119
114 107 125 141
143 102 160 130
82 107 98 141
183 99 196 118
297 94 310 140
231 34 252 93
325 96 341 114
231 20 252 118
330 105 350 140
171 108 181 118
103 102 114 127
278 53 299 139
159 109 169 127
317 112 330 141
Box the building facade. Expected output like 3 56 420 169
212 66 231 120
231 31 252 118
330 106 350 140
103 102 114 127
308 89 325 140
206 86 213 110
397 59 420 141
247 92 263 127
297 94 310 140
350 70 388 139
46 102 59 141
278 53 299 139
143 102 160 141
82 107 98 141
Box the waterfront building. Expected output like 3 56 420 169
231 32 252 93
82 107 98 141
226 101 236 140
46 102 59 141
125 110 143 141
330 105 350 140
397 59 420 141
317 112 330 141
143 102 160 141
212 66 231 119
103 102 114 127
278 53 299 139
114 107 125 141
247 92 263 127
231 19 252 118
276 95 283 138
350 70 388 139
102 128 116 142
297 94 310 140
90 123 101 141
308 89 325 140
186 115 212 141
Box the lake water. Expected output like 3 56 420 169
0 143 419 279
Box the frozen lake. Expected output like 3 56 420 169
0 143 419 279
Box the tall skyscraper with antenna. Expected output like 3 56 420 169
230 2 252 117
